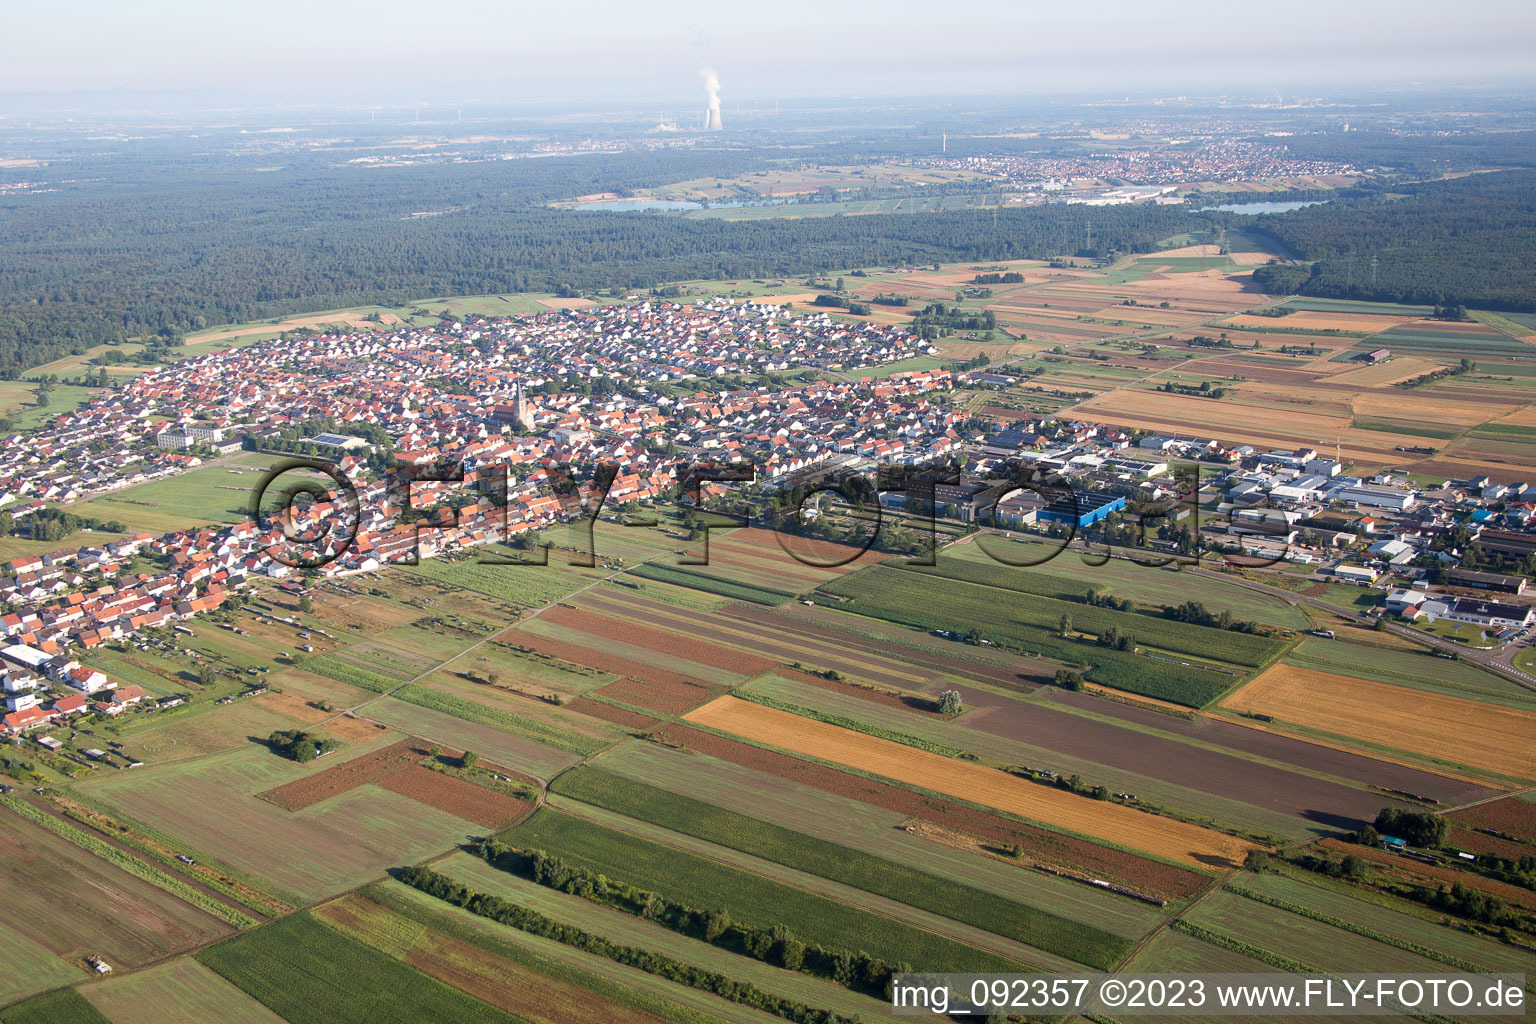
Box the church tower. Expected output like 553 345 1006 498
512 379 536 432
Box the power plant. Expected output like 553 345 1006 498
700 68 723 130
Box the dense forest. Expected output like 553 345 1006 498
1245 170 1536 310
4 129 1535 373
0 149 1197 372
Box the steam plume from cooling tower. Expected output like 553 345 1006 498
700 67 723 130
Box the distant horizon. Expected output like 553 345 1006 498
6 80 1536 123
6 0 1534 112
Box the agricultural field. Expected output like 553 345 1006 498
0 989 113 1024
197 913 514 1024
73 738 491 903
1221 664 1536 780
68 458 276 535
0 804 234 974
684 695 1257 868
816 563 1250 706
79 959 288 1024
585 739 1169 935
503 807 1030 973
420 857 917 1024
549 764 1132 968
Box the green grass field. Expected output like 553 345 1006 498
549 765 1130 968
897 557 1288 666
817 564 1249 706
944 543 1310 627
198 913 514 1024
503 807 1023 974
1 988 112 1024
1232 872 1536 977
625 563 798 605
80 959 289 1024
69 461 272 534
589 740 1166 937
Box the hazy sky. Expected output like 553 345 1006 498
5 0 1534 104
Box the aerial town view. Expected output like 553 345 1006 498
1 2 1534 1022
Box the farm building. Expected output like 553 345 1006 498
1446 568 1526 594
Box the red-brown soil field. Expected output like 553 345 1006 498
1449 797 1536 843
566 697 661 730
593 676 724 715
542 604 777 675
1039 689 1496 807
500 630 703 689
259 740 426 811
376 765 533 829
948 684 1408 829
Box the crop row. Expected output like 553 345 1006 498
198 913 510 1024
503 807 1018 974
627 563 797 605
393 685 609 756
399 865 858 1024
1224 883 1497 975
551 766 1130 969
889 561 1286 667
816 567 1237 706
1 796 257 929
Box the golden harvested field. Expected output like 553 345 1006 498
1223 665 1536 779
1223 311 1411 333
1323 357 1447 387
684 695 1258 868
1068 390 1416 463
1350 392 1520 427
1089 307 1202 326
1152 244 1223 257
187 312 403 345
1229 252 1276 266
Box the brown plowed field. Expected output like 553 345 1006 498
1223 666 1536 779
376 765 532 829
566 697 661 730
1446 826 1531 861
259 740 426 811
500 629 698 689
947 684 1401 829
1040 689 1495 806
729 603 1054 690
684 696 1258 868
778 667 942 714
542 604 776 675
652 723 1207 898
593 676 724 715
1449 797 1536 842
